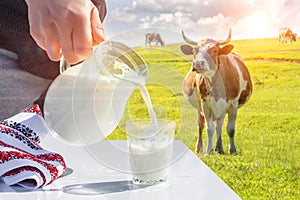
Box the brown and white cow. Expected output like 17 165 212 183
278 27 297 45
145 33 165 47
180 29 252 155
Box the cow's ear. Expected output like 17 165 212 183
180 45 193 55
218 44 234 55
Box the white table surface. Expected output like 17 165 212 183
0 136 241 200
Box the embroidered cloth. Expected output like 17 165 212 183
0 104 66 189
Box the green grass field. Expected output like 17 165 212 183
107 38 300 199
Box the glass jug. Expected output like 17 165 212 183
43 41 148 146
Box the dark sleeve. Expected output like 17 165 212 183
0 0 60 80
91 0 107 22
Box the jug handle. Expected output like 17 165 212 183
59 56 71 74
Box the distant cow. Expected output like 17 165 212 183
180 29 252 155
278 27 297 45
145 33 165 47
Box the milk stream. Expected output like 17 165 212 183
138 85 158 126
108 59 158 125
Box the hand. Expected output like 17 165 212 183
25 0 105 65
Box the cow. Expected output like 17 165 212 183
278 27 297 45
180 29 252 155
145 33 165 47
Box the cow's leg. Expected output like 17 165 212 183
215 114 226 154
206 118 214 154
227 105 238 155
195 111 205 153
278 36 281 45
202 103 214 154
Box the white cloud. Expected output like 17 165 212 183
139 16 151 28
130 0 201 13
104 0 300 39
110 8 137 22
233 11 275 39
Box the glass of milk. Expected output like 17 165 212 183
126 119 176 185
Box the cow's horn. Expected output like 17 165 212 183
218 28 232 45
182 30 198 45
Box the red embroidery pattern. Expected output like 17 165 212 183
0 141 66 170
0 105 66 188
3 166 46 186
23 104 43 117
37 153 66 170
0 148 65 185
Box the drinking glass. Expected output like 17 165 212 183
126 119 176 185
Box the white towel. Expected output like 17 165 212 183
0 104 66 189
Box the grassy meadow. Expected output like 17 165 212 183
107 38 300 199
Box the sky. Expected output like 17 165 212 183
102 0 300 43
